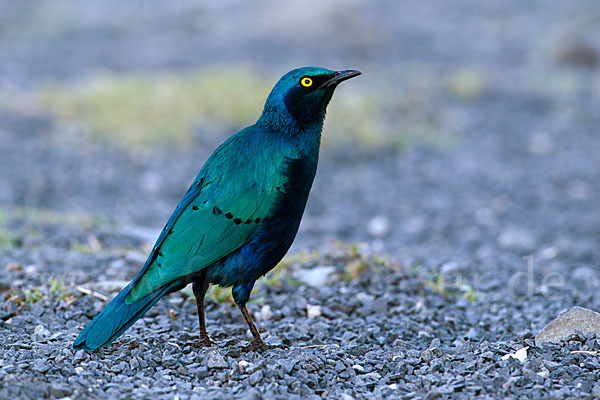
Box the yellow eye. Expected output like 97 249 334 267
300 77 313 87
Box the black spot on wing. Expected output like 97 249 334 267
192 205 199 211
209 202 264 226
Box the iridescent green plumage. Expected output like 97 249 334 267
74 67 360 352
128 127 293 302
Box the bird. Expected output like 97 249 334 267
73 67 361 352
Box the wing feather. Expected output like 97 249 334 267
126 127 293 303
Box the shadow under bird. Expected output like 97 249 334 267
74 67 361 352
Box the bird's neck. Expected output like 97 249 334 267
257 105 324 138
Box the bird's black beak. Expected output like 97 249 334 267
319 69 362 89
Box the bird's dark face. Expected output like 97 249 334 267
260 67 361 131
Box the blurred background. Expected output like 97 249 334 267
1 0 599 284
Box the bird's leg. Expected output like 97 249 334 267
237 303 268 351
192 277 213 347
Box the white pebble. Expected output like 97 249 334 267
540 247 558 260
537 365 550 378
367 215 390 238
501 347 528 362
352 364 365 372
25 265 38 275
256 305 272 320
34 324 50 337
238 360 252 373
306 304 322 319
295 266 336 287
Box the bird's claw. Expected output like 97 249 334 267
191 334 214 348
243 338 269 352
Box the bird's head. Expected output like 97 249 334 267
258 67 361 133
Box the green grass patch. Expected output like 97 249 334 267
181 284 236 305
0 229 21 250
38 67 426 151
47 276 75 302
415 266 479 302
8 276 76 308
207 285 235 304
2 206 111 229
445 68 486 100
41 67 271 148
20 287 44 305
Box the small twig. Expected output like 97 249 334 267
571 350 599 355
301 344 340 349
75 286 108 301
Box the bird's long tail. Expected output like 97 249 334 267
73 278 186 352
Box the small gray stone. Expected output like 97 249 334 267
420 349 434 362
129 357 140 371
206 352 228 369
248 370 263 386
572 267 600 288
49 383 70 398
32 359 50 373
190 366 210 379
245 359 265 374
429 338 441 356
465 327 478 340
536 307 600 346
279 359 297 374
72 350 87 364
593 382 600 398
528 131 554 155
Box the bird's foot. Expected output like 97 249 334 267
191 334 214 348
243 338 269 352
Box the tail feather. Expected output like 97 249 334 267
73 278 186 352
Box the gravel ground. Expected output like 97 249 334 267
1 222 600 399
2 1 600 399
